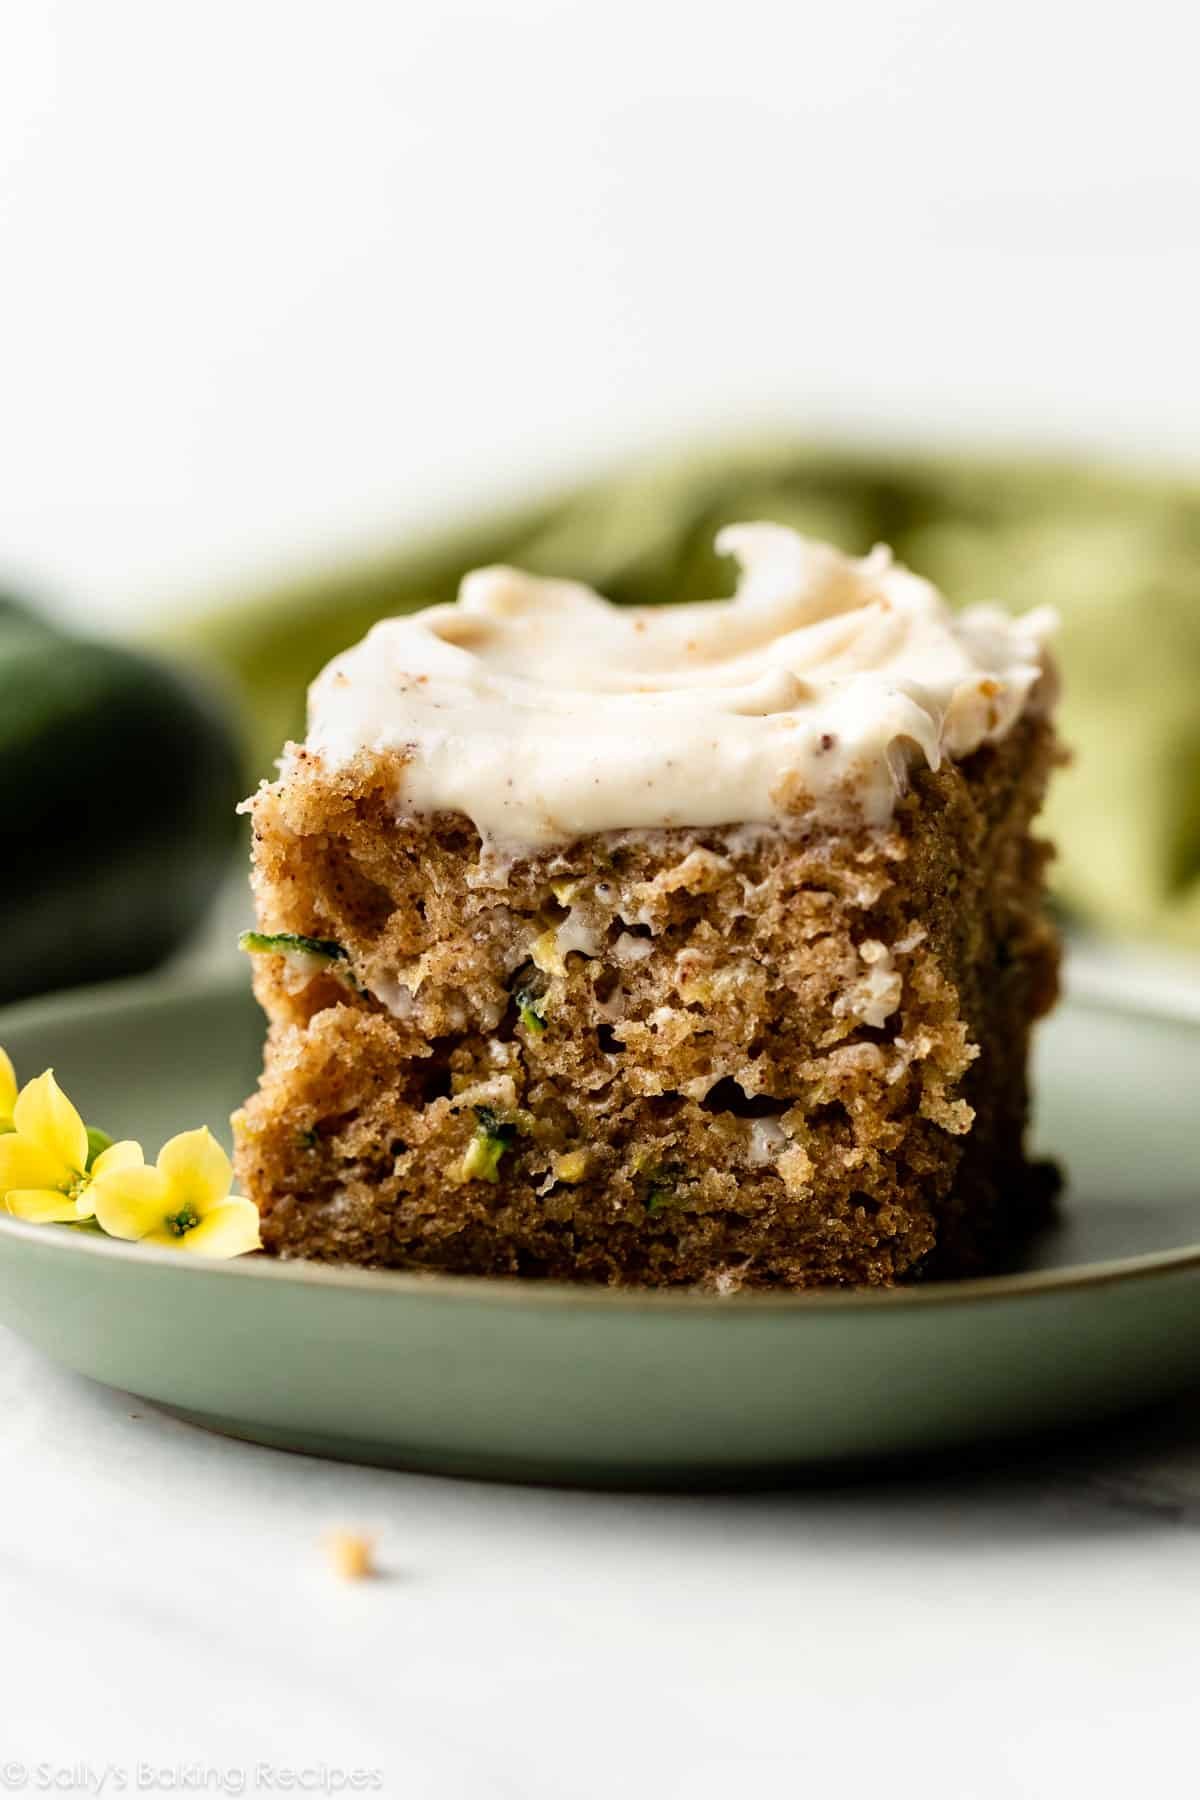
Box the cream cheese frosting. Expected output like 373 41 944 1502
304 524 1056 848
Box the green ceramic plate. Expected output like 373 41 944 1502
0 966 1197 1486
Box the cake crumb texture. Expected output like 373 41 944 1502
235 719 1060 1289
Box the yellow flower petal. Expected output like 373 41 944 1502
13 1071 88 1175
74 1142 141 1221
91 1139 144 1178
0 1048 16 1127
90 1164 170 1242
5 1188 81 1224
145 1197 261 1258
156 1127 233 1216
0 1132 72 1196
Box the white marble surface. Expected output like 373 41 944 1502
2 1323 1199 1800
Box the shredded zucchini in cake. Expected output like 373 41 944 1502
239 931 366 995
239 930 348 967
460 1105 519 1184
511 963 550 1034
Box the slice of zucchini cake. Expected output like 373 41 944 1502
235 525 1060 1288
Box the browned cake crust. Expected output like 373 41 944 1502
234 714 1060 1289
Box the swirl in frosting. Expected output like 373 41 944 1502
304 524 1057 847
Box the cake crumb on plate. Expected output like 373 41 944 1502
325 1530 377 1581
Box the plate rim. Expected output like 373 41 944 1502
0 957 1198 1317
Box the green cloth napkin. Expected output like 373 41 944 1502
165 441 1200 947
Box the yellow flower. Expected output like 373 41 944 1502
91 1126 260 1258
0 1048 16 1132
0 1070 143 1224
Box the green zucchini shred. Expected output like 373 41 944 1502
462 1105 519 1183
511 967 549 1034
239 930 347 963
517 996 547 1034
642 1162 687 1213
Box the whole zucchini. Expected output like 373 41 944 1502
0 623 242 1004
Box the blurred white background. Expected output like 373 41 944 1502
2 0 1198 626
